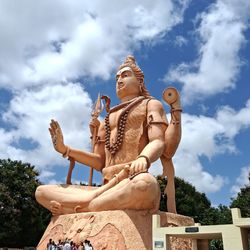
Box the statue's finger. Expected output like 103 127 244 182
49 127 57 137
55 120 60 129
51 120 57 131
55 121 63 134
136 164 142 173
49 121 54 130
124 164 130 171
49 128 53 136
130 164 135 175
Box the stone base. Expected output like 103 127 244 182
37 210 194 250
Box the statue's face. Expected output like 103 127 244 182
116 66 140 100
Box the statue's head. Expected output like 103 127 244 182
116 55 150 100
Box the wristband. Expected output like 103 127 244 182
62 146 71 158
137 155 151 168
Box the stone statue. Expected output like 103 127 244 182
35 55 182 215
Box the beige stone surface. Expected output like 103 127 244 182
37 210 194 250
153 208 250 250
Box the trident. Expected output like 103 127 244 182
88 93 104 186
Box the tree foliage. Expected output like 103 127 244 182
0 159 50 247
158 176 212 224
230 174 250 218
157 176 233 225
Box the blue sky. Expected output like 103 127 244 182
0 0 249 207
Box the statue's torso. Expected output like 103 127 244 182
105 98 149 167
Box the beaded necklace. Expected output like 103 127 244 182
104 96 146 155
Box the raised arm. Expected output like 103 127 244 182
162 87 182 159
49 119 105 171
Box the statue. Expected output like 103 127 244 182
35 55 182 215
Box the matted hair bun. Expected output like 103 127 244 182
125 55 136 65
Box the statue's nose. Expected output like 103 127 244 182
117 77 123 85
117 75 122 82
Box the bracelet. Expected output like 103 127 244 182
62 146 71 158
171 108 182 112
137 155 151 168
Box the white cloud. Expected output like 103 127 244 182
231 166 250 196
165 0 250 104
0 83 92 177
0 0 191 184
47 179 62 185
0 0 190 89
216 100 250 138
174 35 188 47
150 99 250 193
39 169 56 181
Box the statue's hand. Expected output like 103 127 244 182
129 157 148 175
49 119 66 154
89 118 100 135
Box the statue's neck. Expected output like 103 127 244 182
119 95 139 103
110 96 145 113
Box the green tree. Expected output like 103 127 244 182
157 176 211 224
201 205 232 225
230 173 250 218
230 173 250 249
157 176 233 225
0 159 50 247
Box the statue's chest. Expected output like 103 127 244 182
108 102 147 142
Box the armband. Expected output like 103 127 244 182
147 114 168 127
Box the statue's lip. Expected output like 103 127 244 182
117 83 125 89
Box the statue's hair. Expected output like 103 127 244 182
118 55 151 98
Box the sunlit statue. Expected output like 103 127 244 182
35 55 182 215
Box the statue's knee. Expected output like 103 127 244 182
132 179 149 192
35 185 45 202
132 174 158 193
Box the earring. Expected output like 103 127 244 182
139 85 143 93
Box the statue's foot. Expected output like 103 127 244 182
50 200 63 215
74 205 86 213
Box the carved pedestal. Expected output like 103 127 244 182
37 210 194 250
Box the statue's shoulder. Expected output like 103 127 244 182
145 97 165 113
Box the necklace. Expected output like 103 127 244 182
104 96 145 155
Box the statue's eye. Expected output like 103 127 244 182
122 71 130 78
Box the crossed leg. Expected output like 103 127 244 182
35 173 160 215
86 173 160 212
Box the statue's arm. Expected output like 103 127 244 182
49 119 105 172
129 99 167 174
163 89 182 159
66 149 104 171
142 99 167 161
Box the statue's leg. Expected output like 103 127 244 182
36 173 160 214
84 173 160 212
35 184 98 214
